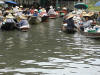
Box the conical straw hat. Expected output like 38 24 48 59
19 14 27 19
67 14 74 19
82 13 91 17
6 14 14 18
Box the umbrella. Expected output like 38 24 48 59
74 3 88 9
5 1 17 5
0 1 5 4
95 1 100 6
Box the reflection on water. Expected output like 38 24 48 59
18 32 29 48
0 18 100 75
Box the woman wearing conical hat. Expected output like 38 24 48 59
18 14 30 31
39 8 47 17
1 13 16 30
61 7 67 16
4 14 15 23
62 14 77 33
33 9 38 17
80 13 93 31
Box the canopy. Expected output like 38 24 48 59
95 1 100 6
5 1 17 5
0 1 5 4
74 3 88 9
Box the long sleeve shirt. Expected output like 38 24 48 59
6 18 15 23
48 9 56 15
64 18 76 29
18 19 29 27
83 20 93 28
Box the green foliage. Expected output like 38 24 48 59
88 0 100 11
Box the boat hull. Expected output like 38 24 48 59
49 14 56 19
62 25 76 34
19 25 30 32
28 16 41 25
41 16 49 22
65 28 76 34
1 22 17 31
82 31 100 39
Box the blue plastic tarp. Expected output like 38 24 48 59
95 1 100 6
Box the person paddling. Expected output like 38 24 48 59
62 14 77 33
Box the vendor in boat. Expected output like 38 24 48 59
30 7 34 14
48 6 56 16
80 13 94 31
13 6 19 13
33 9 38 17
38 7 42 14
62 14 76 32
23 8 30 15
39 8 48 22
4 14 15 23
60 7 67 17
1 14 16 30
17 8 23 16
39 8 48 17
18 14 30 29
73 12 83 29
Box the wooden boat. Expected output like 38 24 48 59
49 14 57 19
81 31 100 39
41 16 49 22
28 16 41 25
1 22 17 31
77 25 100 38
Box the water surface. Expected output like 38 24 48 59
0 18 100 75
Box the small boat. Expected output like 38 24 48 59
83 32 100 38
28 16 41 25
41 16 49 22
78 25 100 39
49 14 57 19
80 30 100 39
1 22 17 31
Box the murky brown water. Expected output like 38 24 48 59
0 18 100 75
